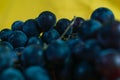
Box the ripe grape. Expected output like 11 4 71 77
73 61 97 80
8 30 28 48
25 66 50 80
91 7 115 25
55 18 72 37
96 49 120 79
1 68 25 80
0 28 13 41
78 19 102 40
21 45 45 68
0 41 13 50
42 28 60 44
22 19 40 38
36 11 56 32
72 17 84 33
0 45 18 72
11 20 24 31
45 39 71 67
27 37 43 47
97 21 120 49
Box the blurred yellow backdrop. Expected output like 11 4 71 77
0 0 120 30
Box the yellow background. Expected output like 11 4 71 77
0 0 120 30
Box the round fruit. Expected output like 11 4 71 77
96 49 120 79
21 45 45 68
78 19 102 40
91 7 115 25
22 19 40 37
8 30 28 48
0 28 13 41
11 20 24 31
27 37 43 47
55 18 72 37
1 68 25 80
36 11 56 31
25 66 50 80
42 28 60 44
45 39 71 66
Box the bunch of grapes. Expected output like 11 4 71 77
0 7 120 80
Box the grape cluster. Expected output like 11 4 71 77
0 7 120 80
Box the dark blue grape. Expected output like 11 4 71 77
55 18 72 37
78 19 102 40
73 61 97 80
36 11 56 31
8 30 28 48
42 28 60 44
0 41 13 50
97 21 120 49
0 28 12 41
82 39 101 63
95 49 120 79
91 7 115 25
21 45 45 68
27 37 43 47
11 20 24 31
66 38 84 62
0 45 18 72
22 19 40 38
72 17 85 33
25 66 50 80
1 68 25 80
66 38 83 50
45 39 71 66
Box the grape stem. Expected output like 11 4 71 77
59 16 76 39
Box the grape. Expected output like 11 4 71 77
1 68 25 80
66 38 84 63
0 41 13 50
11 20 24 31
8 30 28 48
45 39 71 67
73 61 97 80
91 7 115 25
42 28 60 44
22 19 40 38
72 17 85 33
27 37 43 47
0 45 18 72
36 11 56 32
78 19 102 40
96 49 120 79
97 21 120 49
0 28 13 41
82 39 102 64
21 45 45 68
25 66 50 80
55 18 72 37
